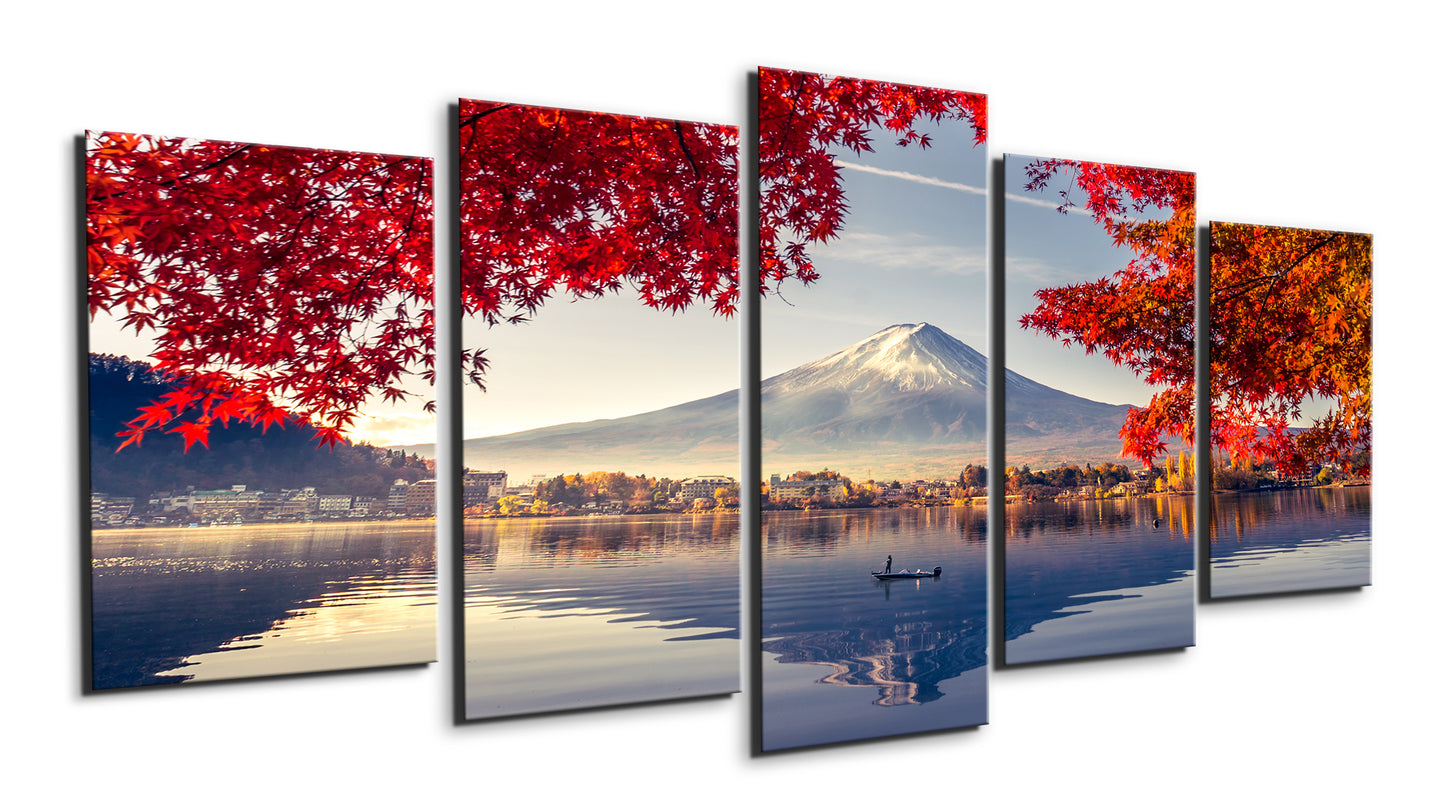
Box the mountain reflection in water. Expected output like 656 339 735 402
760 507 988 749
766 599 985 706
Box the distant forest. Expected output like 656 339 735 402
88 354 432 500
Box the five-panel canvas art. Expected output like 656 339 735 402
83 67 1373 751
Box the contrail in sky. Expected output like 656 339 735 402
835 159 1065 212
834 160 985 196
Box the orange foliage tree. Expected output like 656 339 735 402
1015 160 1371 477
1208 223 1371 476
1015 159 1197 467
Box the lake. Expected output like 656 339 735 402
90 521 437 690
1003 495 1196 665
462 513 739 719
760 507 988 751
1209 486 1371 598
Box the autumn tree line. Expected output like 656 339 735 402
473 472 740 518
762 467 990 510
759 450 1368 510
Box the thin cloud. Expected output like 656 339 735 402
835 161 986 196
833 161 1143 221
1005 192 1065 210
1004 255 1066 283
814 231 985 276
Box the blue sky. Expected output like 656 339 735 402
761 112 988 377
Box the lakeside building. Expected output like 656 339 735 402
680 475 737 501
90 476 440 527
388 479 411 512
90 493 135 525
462 471 508 507
771 478 847 502
404 479 437 515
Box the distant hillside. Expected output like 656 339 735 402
87 354 432 500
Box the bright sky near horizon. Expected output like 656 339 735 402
461 290 739 439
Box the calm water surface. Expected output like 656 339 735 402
761 507 988 751
1210 487 1371 597
1004 495 1195 665
90 521 436 689
463 513 739 719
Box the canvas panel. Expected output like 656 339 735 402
457 99 741 719
1206 222 1372 598
1001 153 1197 665
757 67 989 751
85 131 437 689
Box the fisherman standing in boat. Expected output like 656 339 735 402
884 555 892 574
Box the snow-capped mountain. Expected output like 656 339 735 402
439 323 1135 480
760 323 1130 472
768 322 989 394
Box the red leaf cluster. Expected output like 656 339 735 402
758 67 987 295
87 131 434 451
458 100 739 388
1015 159 1197 467
1209 223 1372 476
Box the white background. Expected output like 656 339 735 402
5 2 1435 809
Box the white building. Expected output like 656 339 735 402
462 471 508 506
771 479 847 502
681 475 737 501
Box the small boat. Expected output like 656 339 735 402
871 566 942 580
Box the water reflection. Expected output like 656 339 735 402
463 514 739 719
90 522 437 689
760 507 987 750
1003 495 1195 664
1210 487 1371 597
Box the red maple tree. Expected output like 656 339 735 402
758 66 987 295
1015 158 1198 467
87 131 434 450
91 76 987 454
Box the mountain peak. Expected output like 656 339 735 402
770 322 988 394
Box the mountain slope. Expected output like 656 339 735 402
446 323 1136 480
